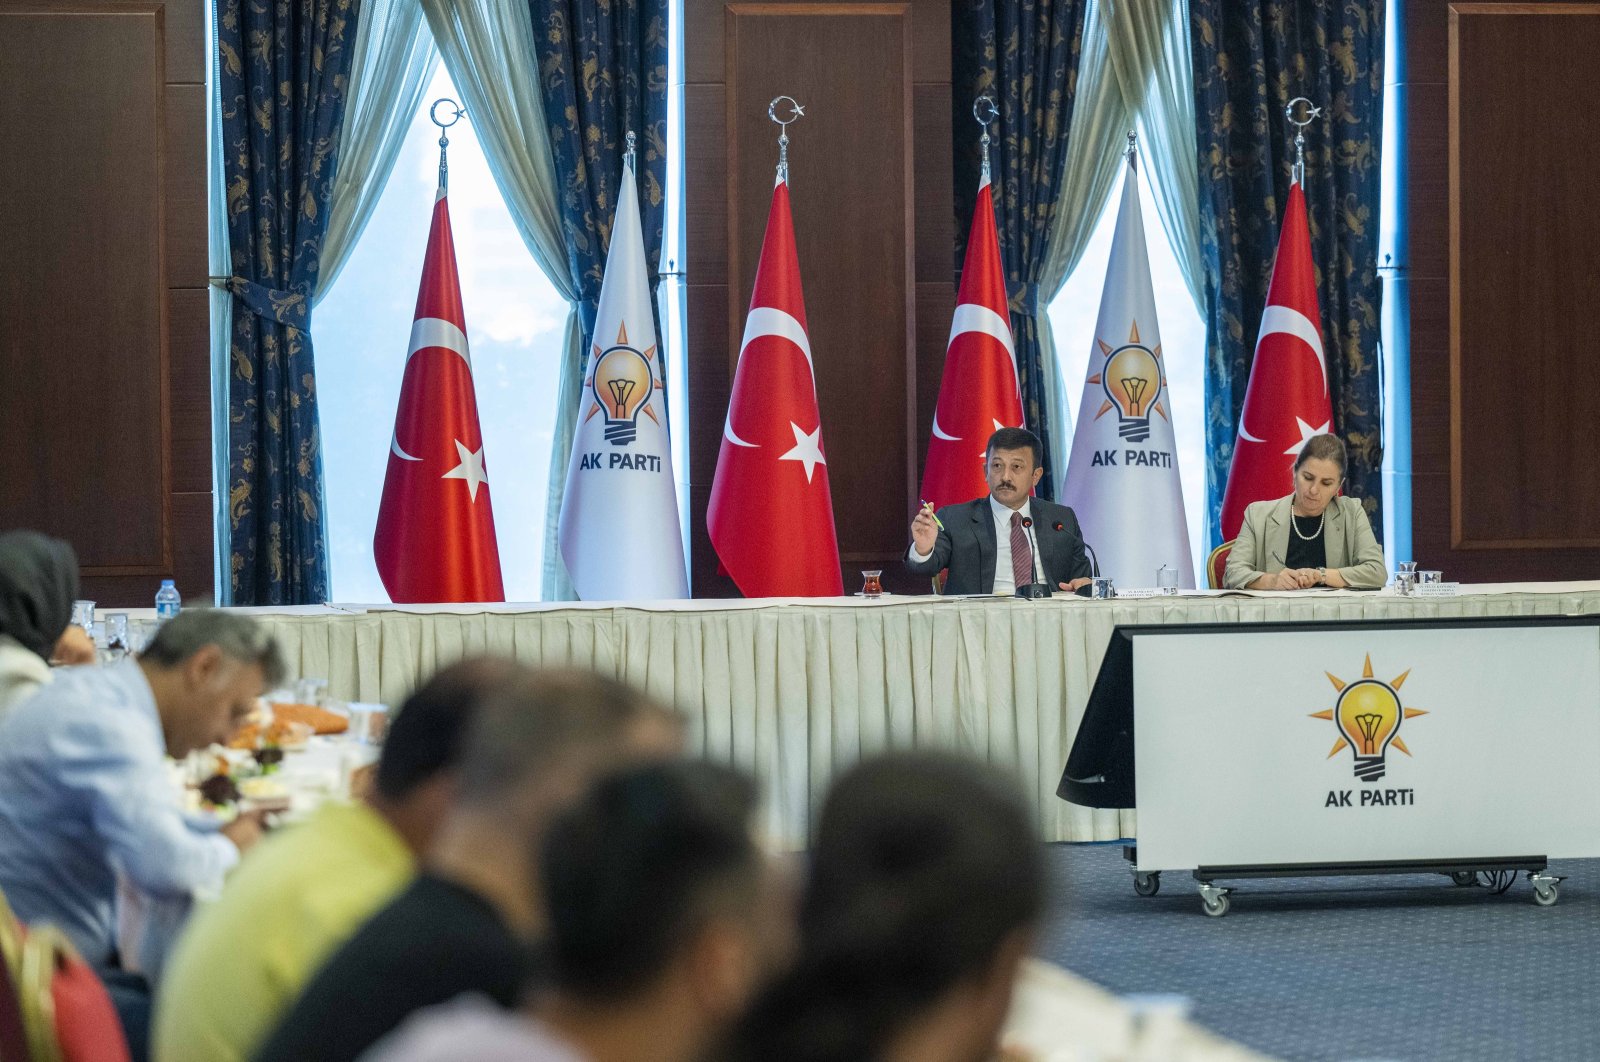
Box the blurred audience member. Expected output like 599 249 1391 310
0 608 284 1058
722 752 1045 1062
359 761 792 1062
153 658 526 1062
0 529 89 716
254 669 683 1062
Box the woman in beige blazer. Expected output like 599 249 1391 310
1223 434 1386 590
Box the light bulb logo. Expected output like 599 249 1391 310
1087 321 1168 443
582 324 663 447
1309 654 1430 782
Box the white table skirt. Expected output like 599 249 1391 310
232 586 1600 848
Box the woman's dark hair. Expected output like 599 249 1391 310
1293 433 1347 476
724 752 1045 1062
0 531 79 660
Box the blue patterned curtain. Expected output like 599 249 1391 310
952 0 1090 500
529 0 668 340
1191 0 1386 544
217 0 360 604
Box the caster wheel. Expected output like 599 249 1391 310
1133 872 1160 897
1533 884 1559 907
1202 893 1230 918
1451 871 1475 887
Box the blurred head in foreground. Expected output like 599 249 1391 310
724 751 1045 1062
432 667 686 932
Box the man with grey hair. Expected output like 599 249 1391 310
0 608 284 966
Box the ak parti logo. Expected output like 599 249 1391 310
1309 654 1430 783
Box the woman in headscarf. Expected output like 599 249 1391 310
0 530 90 717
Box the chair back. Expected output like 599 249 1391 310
0 891 30 1062
15 926 130 1062
1206 540 1235 590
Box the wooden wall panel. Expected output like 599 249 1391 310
1406 0 1600 578
727 4 915 567
0 0 211 604
686 0 951 596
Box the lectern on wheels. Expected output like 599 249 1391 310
1057 615 1600 917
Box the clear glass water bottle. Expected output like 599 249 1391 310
155 579 182 621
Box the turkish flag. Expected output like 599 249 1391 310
707 180 843 597
1218 182 1334 542
920 174 1025 509
372 191 505 603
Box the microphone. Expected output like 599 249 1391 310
1016 517 1050 599
1074 540 1104 598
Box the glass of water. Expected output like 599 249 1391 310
102 614 130 659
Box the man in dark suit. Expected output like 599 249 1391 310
906 427 1093 595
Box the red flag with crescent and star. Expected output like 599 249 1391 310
1218 181 1335 543
920 172 1025 509
372 188 505 603
707 179 843 597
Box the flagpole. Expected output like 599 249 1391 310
1285 96 1322 187
430 97 465 193
974 95 998 184
767 95 804 183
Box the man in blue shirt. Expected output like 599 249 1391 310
0 608 284 964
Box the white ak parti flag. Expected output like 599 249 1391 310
1060 148 1194 589
558 149 689 600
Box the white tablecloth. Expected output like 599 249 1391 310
223 585 1600 848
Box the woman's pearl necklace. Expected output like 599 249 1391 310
1291 505 1325 541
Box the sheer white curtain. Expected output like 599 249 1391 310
315 0 439 302
1038 1 1133 486
1102 0 1204 310
419 0 583 600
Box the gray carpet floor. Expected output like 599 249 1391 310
1034 843 1599 1061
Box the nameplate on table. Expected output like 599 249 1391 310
1412 582 1461 598
1112 587 1165 599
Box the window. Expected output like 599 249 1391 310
1047 169 1209 573
316 63 566 602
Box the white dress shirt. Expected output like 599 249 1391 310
909 496 1045 594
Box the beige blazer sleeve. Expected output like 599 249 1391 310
1334 497 1387 589
1222 501 1274 590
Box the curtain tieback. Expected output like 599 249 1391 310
1009 282 1044 318
225 276 312 331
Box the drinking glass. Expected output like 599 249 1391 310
102 614 130 658
348 703 389 745
127 618 156 655
860 570 883 599
1418 570 1443 585
1156 565 1179 594
70 600 96 634
1090 577 1116 599
294 677 330 707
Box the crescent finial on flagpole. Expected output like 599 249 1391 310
430 97 465 193
1285 96 1321 187
768 96 804 184
973 96 998 183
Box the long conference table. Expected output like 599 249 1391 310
233 582 1600 848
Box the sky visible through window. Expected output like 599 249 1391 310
1048 169 1208 577
317 63 566 603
